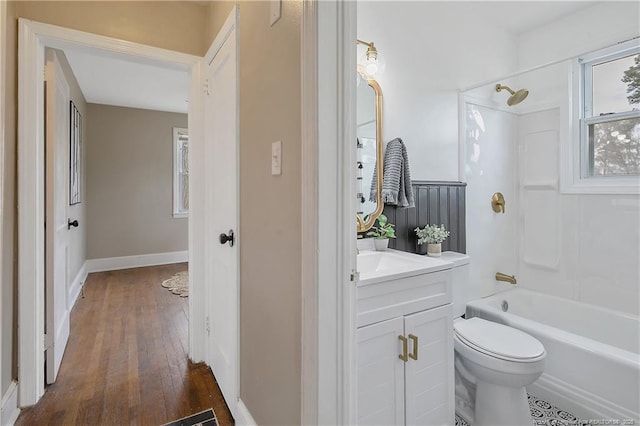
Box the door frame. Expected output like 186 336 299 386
302 1 357 424
17 19 202 406
0 0 6 390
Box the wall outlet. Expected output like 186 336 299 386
272 141 282 176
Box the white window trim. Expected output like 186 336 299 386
563 38 640 194
173 127 188 218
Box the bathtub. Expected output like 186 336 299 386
466 288 640 423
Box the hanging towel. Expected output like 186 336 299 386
369 138 414 208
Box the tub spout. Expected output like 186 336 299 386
496 272 517 284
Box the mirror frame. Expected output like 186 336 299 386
357 78 383 233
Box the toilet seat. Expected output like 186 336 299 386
454 317 545 362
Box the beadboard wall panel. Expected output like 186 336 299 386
383 181 467 254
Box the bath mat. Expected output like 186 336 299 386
163 408 217 426
161 271 189 298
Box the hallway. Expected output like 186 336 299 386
16 264 233 426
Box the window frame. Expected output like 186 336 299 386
173 127 189 218
564 39 640 194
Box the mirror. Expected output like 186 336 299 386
356 73 383 232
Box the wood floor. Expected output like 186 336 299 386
16 264 234 426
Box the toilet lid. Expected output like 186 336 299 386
454 317 545 361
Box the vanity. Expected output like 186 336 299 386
356 249 455 425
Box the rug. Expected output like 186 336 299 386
163 408 217 426
161 271 189 297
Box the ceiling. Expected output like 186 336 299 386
64 48 190 114
62 1 598 115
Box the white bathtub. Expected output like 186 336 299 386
466 288 640 423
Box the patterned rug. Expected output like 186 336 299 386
161 271 189 298
163 408 216 426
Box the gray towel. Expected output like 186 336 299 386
370 138 414 208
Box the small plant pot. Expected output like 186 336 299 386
374 239 389 251
427 243 442 257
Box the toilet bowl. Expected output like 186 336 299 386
441 252 546 426
454 317 546 426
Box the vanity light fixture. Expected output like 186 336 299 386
357 39 386 79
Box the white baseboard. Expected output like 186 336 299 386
69 262 87 309
85 251 188 273
1 381 19 426
235 399 257 426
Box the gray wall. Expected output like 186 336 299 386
86 104 188 259
207 2 302 424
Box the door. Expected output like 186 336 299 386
44 50 71 384
203 10 239 416
404 305 454 425
357 317 405 425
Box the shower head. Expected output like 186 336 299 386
496 84 529 106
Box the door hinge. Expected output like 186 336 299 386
350 271 360 283
203 79 210 96
43 333 51 351
205 316 211 334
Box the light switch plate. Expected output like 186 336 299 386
270 0 281 26
271 141 282 176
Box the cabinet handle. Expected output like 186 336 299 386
408 334 418 360
398 335 408 362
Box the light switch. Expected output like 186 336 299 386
270 0 281 26
271 141 282 176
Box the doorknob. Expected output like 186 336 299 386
67 219 79 230
219 230 234 247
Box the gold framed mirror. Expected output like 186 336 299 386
356 74 383 232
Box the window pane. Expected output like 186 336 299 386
592 54 639 116
589 116 640 176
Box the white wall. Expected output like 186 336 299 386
357 1 518 181
518 2 640 70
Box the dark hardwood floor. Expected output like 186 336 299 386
16 263 234 426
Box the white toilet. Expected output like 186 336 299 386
442 252 546 426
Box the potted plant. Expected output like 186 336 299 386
415 224 450 257
366 214 396 251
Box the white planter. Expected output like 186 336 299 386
427 243 442 257
374 239 389 251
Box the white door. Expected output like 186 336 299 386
357 317 406 425
44 50 71 384
404 305 454 425
203 10 239 416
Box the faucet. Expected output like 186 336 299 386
495 272 517 285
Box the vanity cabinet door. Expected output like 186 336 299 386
404 304 454 426
357 317 406 425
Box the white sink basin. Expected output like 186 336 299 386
357 249 452 286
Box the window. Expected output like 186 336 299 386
569 39 640 193
173 127 189 218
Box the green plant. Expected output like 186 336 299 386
415 224 450 245
366 214 396 240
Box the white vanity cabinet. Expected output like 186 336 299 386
357 268 454 426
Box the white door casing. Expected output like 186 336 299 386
202 6 239 418
44 50 71 384
18 19 201 406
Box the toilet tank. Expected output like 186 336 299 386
440 251 470 318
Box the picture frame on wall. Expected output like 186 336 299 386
69 100 81 205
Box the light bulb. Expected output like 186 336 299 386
357 47 385 80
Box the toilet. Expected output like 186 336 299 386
441 252 546 426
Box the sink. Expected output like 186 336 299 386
357 249 453 286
